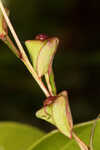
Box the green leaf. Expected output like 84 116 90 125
62 119 100 150
0 122 45 150
28 130 67 150
28 119 100 150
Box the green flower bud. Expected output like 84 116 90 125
36 91 73 139
25 35 59 77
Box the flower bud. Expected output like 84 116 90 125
25 35 59 77
36 91 73 138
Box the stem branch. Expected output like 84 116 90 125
4 36 20 58
0 0 50 97
89 114 100 150
72 132 89 150
45 73 53 96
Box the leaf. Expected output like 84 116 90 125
27 130 67 150
28 119 100 150
0 122 45 150
62 119 100 150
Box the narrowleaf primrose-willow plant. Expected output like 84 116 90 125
0 1 99 150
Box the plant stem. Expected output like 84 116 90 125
89 122 96 150
0 0 50 97
89 114 100 150
45 73 53 96
4 36 20 58
72 132 89 150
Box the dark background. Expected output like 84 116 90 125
0 0 100 131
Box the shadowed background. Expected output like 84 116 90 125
0 0 100 131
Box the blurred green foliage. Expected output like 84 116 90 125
0 0 100 131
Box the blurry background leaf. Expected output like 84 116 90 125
28 119 100 150
0 122 45 150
